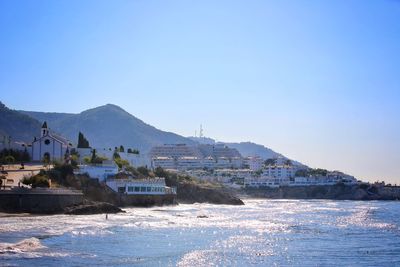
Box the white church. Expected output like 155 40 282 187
31 122 73 162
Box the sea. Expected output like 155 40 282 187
0 199 399 266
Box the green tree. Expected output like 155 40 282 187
90 149 107 164
22 174 49 188
77 132 90 148
70 154 79 167
119 145 125 153
295 169 309 177
42 154 50 170
154 167 169 178
127 148 139 154
113 150 120 159
137 166 149 177
91 149 97 163
264 158 276 166
0 149 30 163
83 156 91 164
4 155 15 167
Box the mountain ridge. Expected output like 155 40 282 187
20 103 196 154
0 101 41 143
7 102 299 163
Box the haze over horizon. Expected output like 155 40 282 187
1 0 399 184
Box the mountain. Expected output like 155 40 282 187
0 101 41 143
21 104 195 154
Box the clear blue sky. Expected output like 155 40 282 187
1 0 399 183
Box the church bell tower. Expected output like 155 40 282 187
41 121 49 137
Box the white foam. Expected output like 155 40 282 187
0 237 46 254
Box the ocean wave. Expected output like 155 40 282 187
0 237 46 255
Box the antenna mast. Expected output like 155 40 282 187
199 124 204 138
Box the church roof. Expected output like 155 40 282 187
42 121 48 128
49 132 70 146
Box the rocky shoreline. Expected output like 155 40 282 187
244 183 400 200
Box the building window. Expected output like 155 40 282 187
134 187 140 192
44 139 51 145
140 187 146 192
128 186 134 192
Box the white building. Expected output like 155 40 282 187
75 162 119 181
231 157 244 169
149 144 244 171
202 156 216 169
31 122 73 162
215 157 231 169
263 165 297 179
149 144 202 159
106 177 176 195
244 156 264 171
245 172 358 188
177 156 202 170
244 177 280 188
152 156 176 170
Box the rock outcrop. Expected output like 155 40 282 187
177 182 244 205
64 200 123 215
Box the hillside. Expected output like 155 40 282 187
189 137 306 167
21 104 195 154
221 142 282 159
0 101 41 143
189 137 282 159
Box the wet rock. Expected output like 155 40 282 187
64 201 124 215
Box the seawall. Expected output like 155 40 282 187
119 194 176 207
0 188 84 214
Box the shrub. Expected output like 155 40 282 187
125 166 140 177
114 158 129 169
137 166 149 177
22 174 50 188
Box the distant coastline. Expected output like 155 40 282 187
243 183 400 201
